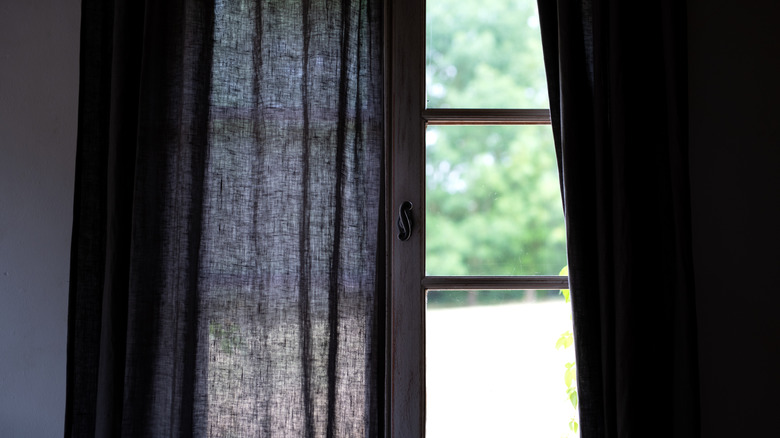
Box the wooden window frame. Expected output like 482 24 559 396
385 0 569 436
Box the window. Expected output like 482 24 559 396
387 0 572 436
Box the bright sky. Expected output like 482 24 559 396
426 300 579 438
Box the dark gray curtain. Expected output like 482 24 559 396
65 0 384 436
537 1 699 436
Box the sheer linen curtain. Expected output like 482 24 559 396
537 1 700 437
65 0 384 436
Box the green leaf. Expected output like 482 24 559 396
556 333 569 350
564 367 575 387
569 419 578 433
567 388 578 409
559 265 570 302
556 331 573 350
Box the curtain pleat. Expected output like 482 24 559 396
537 1 700 436
65 0 383 436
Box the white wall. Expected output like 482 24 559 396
0 1 80 435
688 0 780 436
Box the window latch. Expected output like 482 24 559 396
397 201 414 241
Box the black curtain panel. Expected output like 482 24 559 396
537 1 700 437
65 0 384 436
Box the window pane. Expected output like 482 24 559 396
426 0 548 109
426 290 577 437
425 125 566 276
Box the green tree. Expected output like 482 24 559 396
425 0 566 304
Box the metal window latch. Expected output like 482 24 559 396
397 201 414 241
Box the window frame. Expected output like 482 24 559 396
385 0 569 436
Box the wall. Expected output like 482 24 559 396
688 0 780 436
0 1 80 436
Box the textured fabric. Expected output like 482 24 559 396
537 1 700 437
65 0 384 436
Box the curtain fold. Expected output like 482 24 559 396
65 0 384 436
537 1 700 436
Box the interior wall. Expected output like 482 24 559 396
0 1 80 435
688 0 780 436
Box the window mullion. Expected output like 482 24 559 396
388 0 426 436
423 108 552 125
422 275 569 291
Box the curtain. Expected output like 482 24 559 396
65 0 384 436
537 1 699 437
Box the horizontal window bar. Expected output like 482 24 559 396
423 109 552 125
422 276 569 290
